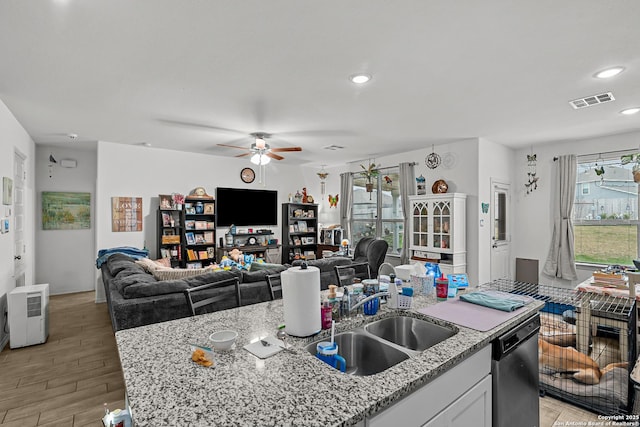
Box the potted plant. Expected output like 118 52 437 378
360 162 379 197
620 154 640 182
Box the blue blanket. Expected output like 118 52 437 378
459 291 525 312
96 246 149 269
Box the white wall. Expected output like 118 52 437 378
95 141 316 302
35 145 97 295
513 130 640 288
0 99 36 297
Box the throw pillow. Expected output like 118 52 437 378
152 268 212 281
135 257 172 273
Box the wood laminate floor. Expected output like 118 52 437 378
0 291 613 426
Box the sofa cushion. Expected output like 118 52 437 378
123 269 243 299
293 257 352 272
113 273 158 294
242 266 288 283
107 253 143 276
248 262 283 272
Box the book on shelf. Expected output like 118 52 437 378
198 250 209 259
160 248 169 258
187 262 202 269
207 222 215 229
185 220 196 230
204 203 215 214
162 212 171 227
297 221 307 232
293 237 301 246
195 221 207 230
195 234 206 244
185 232 196 245
207 247 216 259
187 249 197 261
204 231 214 243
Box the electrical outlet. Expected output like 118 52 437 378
0 293 8 352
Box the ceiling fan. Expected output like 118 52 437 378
217 133 302 165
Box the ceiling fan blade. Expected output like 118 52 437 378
270 147 302 153
235 152 251 158
266 152 284 161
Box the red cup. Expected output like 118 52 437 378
435 277 448 301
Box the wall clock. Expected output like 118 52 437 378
240 167 255 183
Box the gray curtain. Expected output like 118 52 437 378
398 162 415 264
339 172 353 242
543 154 578 280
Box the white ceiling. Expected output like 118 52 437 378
1 1 639 167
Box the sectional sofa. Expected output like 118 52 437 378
100 253 352 331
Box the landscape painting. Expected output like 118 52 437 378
42 192 91 230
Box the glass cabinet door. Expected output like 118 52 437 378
432 200 451 250
412 202 429 248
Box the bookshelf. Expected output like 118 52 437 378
181 197 216 268
281 202 318 263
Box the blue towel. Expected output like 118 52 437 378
459 291 525 312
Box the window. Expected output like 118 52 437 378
351 168 403 256
573 154 638 265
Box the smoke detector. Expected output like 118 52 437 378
569 92 615 109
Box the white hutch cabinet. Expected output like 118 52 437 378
408 193 466 276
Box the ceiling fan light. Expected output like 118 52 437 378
255 137 266 149
251 153 271 165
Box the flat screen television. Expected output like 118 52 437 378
215 187 278 227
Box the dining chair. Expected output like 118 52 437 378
183 277 241 316
334 262 371 287
266 274 283 300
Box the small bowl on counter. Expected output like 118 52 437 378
209 330 238 351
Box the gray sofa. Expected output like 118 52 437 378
101 253 352 331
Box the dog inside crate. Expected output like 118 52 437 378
538 307 629 415
481 279 633 415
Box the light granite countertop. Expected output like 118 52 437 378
115 291 544 427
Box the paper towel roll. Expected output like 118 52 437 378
281 265 321 337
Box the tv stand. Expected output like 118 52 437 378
216 230 281 263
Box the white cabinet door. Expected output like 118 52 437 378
422 374 492 427
366 346 490 427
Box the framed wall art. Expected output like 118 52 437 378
111 197 143 232
42 192 91 230
2 177 12 205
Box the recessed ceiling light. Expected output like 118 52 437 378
594 67 625 79
620 107 640 115
350 74 371 84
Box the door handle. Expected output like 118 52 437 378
492 243 498 249
14 255 21 260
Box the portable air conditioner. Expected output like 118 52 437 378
8 283 49 348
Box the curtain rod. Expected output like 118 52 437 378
553 148 638 161
349 162 418 173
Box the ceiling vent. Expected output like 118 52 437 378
323 144 345 151
569 92 615 109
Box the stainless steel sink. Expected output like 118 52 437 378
305 330 409 376
364 316 456 352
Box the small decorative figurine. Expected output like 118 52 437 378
328 194 339 208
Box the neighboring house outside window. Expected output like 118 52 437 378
573 155 638 266
351 168 403 256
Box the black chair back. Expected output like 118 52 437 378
183 277 241 316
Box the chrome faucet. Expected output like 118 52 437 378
349 288 399 312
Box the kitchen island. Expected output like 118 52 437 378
115 290 544 426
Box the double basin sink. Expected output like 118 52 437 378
305 315 457 376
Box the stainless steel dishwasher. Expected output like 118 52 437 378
492 313 540 427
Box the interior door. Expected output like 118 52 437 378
490 180 510 281
13 150 26 287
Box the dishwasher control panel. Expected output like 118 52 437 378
493 314 540 359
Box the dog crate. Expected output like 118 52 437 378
479 279 637 416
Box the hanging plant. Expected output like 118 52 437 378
360 162 379 199
620 154 640 183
